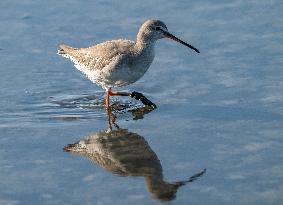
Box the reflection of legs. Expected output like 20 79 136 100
105 88 157 110
107 108 119 130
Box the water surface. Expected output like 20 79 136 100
0 0 283 205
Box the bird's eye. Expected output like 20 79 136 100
155 26 162 31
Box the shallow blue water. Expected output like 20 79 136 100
1 0 283 205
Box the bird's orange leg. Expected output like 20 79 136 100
105 90 110 111
106 89 130 109
105 90 119 130
106 90 112 129
106 89 128 110
108 90 130 96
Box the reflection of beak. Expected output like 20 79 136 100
173 168 206 187
162 30 200 53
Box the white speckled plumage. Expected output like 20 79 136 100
58 20 165 89
58 19 199 108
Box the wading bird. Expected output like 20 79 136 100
58 19 199 110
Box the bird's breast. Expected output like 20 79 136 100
97 44 155 88
130 47 155 76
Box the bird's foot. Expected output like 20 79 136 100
130 91 157 109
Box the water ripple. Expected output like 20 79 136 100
34 92 150 122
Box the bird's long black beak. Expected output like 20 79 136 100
162 30 200 53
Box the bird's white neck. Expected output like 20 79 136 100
136 42 154 53
136 29 158 49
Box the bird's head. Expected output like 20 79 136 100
137 19 199 53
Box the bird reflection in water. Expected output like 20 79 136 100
64 108 206 202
